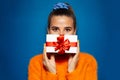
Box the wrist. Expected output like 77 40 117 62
48 69 56 74
68 68 74 73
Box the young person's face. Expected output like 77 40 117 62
48 16 76 35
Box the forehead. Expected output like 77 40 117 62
50 15 73 26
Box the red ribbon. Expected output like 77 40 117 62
46 35 77 54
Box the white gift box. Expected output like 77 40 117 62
46 34 78 54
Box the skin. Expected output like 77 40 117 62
43 15 80 74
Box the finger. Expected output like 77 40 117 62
43 60 46 66
43 43 49 61
43 43 46 55
73 51 79 60
50 54 55 62
77 40 80 54
72 54 79 64
73 40 80 61
43 44 45 61
72 40 79 59
50 54 56 67
68 55 73 65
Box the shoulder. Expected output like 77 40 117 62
79 52 97 67
28 54 43 66
79 52 97 61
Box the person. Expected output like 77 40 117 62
28 2 97 80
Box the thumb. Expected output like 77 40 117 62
50 54 55 61
68 55 73 65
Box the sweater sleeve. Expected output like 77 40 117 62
66 54 98 80
84 56 98 80
28 55 57 80
46 71 57 80
66 69 80 80
28 56 41 80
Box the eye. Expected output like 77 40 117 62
51 27 59 32
65 28 72 32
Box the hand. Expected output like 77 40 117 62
43 44 56 74
68 40 80 73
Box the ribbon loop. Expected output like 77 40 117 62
55 35 70 54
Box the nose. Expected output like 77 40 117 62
59 30 64 35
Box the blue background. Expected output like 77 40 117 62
0 0 120 80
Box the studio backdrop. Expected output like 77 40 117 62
0 0 120 80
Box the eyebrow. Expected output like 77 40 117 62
51 26 72 29
50 26 59 29
64 27 72 29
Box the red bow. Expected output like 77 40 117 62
53 35 70 54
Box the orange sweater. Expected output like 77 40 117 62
28 52 97 80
